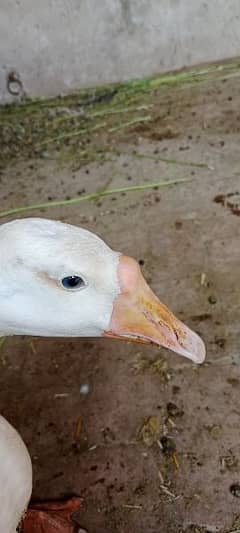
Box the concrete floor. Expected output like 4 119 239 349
1 71 240 532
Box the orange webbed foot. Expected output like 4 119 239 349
22 496 83 532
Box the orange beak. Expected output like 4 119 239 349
103 256 205 364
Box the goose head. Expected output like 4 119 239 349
0 218 205 363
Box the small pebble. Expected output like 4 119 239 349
160 436 176 456
208 295 217 305
215 337 226 348
230 483 240 497
80 384 90 395
167 402 184 418
175 220 182 230
40 151 50 159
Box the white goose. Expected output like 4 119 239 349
0 217 206 532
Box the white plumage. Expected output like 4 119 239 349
0 415 32 533
0 218 120 338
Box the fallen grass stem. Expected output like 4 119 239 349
36 122 107 147
53 104 152 125
110 149 209 168
122 504 143 510
0 178 190 218
108 115 151 133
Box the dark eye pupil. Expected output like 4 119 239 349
62 276 84 289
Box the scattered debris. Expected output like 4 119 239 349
214 192 240 217
200 272 208 287
73 416 89 452
157 468 165 484
151 358 170 379
74 417 83 441
132 354 170 381
227 377 239 386
214 192 239 205
191 314 212 322
228 515 240 533
159 484 176 499
138 416 163 447
102 426 116 443
167 402 184 418
220 452 238 472
214 194 227 205
88 445 98 452
205 425 223 440
172 453 180 470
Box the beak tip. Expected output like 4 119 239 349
184 331 206 365
168 323 206 364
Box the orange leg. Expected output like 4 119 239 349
21 496 83 532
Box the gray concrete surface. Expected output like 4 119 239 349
1 0 240 103
1 70 240 532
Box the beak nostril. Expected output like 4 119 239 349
174 329 180 342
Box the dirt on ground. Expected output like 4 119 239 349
1 60 240 533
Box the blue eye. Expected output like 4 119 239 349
61 275 85 290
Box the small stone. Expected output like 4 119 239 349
215 337 226 348
175 220 182 230
40 151 50 159
208 295 217 305
230 483 240 497
167 402 184 418
160 436 176 456
80 384 90 395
